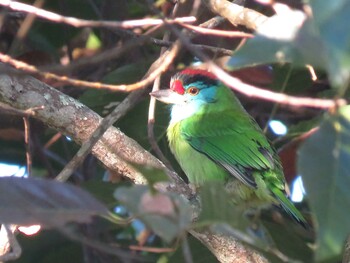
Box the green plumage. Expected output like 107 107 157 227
152 69 306 225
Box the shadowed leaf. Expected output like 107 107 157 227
0 177 109 227
311 0 350 86
127 162 169 191
227 19 327 71
114 185 191 243
197 182 260 246
298 105 350 261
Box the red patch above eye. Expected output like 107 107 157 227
171 80 185 95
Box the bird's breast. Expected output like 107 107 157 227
170 102 204 124
167 121 228 185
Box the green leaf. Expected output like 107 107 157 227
227 19 327 71
198 182 247 227
310 0 350 86
0 177 109 227
270 65 313 95
298 105 350 262
126 161 169 191
197 182 261 246
167 235 218 263
287 117 322 137
114 185 192 243
27 0 98 51
81 181 118 208
262 220 313 262
86 31 101 49
17 229 82 263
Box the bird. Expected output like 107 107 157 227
150 68 306 225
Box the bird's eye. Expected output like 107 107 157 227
187 87 199 96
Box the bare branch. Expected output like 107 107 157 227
191 230 267 263
0 49 178 92
343 235 350 263
1 0 196 29
179 23 253 38
23 117 32 177
202 0 268 30
209 65 345 109
147 3 179 171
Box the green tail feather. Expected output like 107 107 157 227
271 187 308 227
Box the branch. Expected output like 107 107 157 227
178 23 253 38
202 0 268 30
0 51 175 92
191 230 267 263
209 64 345 109
0 64 266 263
1 0 195 29
343 235 350 263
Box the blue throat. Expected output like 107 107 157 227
170 83 218 124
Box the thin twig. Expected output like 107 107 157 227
263 65 293 133
45 36 150 73
199 16 226 28
147 3 178 171
128 245 174 253
178 23 253 38
27 35 231 74
8 0 44 54
23 117 32 177
148 75 173 169
58 227 141 261
1 0 195 29
182 234 194 263
0 52 173 92
0 103 44 117
22 106 44 178
55 90 144 182
44 132 62 149
0 225 21 262
210 64 344 109
306 64 317 81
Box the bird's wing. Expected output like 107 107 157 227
181 111 278 188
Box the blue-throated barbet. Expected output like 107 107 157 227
150 69 306 225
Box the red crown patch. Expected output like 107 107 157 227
171 80 185 95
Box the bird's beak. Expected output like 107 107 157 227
150 89 186 105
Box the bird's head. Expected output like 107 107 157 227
150 69 235 123
150 69 226 122
150 69 219 106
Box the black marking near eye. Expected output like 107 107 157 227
173 71 219 89
183 75 218 88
